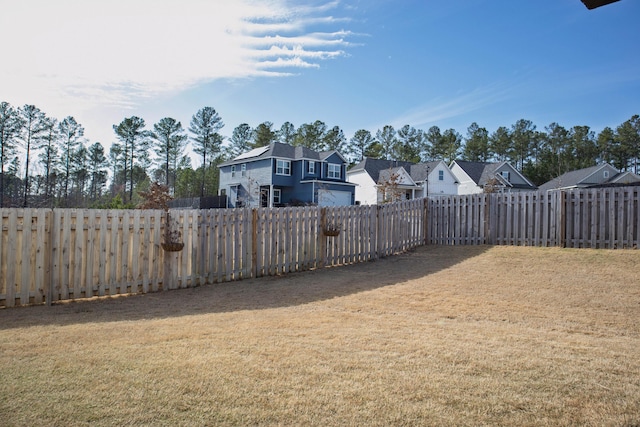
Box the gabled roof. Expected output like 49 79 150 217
453 160 537 190
537 163 618 192
408 161 442 182
608 171 640 184
378 166 419 187
453 160 490 185
319 149 348 164
220 142 346 166
348 158 415 183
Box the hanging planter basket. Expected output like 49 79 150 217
161 242 184 252
162 211 184 252
323 223 342 237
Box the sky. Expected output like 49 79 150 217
1 0 639 167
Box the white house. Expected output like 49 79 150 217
450 160 537 194
409 161 459 197
347 158 458 204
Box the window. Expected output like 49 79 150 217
308 161 315 174
276 159 291 176
500 171 511 182
603 170 609 179
231 165 236 177
328 163 341 179
241 163 246 176
273 189 281 204
438 170 444 181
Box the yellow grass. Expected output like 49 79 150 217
1 245 639 426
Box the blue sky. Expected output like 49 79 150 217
1 0 638 165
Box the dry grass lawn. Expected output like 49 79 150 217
1 245 639 426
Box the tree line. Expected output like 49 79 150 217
1 99 638 208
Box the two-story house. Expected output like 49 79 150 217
450 160 537 194
218 142 356 208
347 158 458 204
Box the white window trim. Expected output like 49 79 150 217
308 161 315 174
328 163 341 179
276 159 291 176
231 165 236 177
438 170 444 181
273 188 281 204
603 170 609 179
241 163 246 176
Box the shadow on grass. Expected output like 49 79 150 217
0 245 490 329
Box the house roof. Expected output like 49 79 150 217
377 166 419 187
538 164 610 191
607 171 640 184
453 160 537 190
220 142 345 166
538 164 640 191
348 158 415 183
581 0 620 9
453 160 496 185
408 161 442 182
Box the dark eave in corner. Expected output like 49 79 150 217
581 0 620 9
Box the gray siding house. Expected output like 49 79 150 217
218 142 355 208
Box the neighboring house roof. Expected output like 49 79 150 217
607 171 640 185
452 160 537 190
538 163 640 191
538 164 604 191
408 161 442 183
348 158 415 183
220 142 346 166
454 160 489 185
378 166 419 187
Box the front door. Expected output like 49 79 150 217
260 186 270 207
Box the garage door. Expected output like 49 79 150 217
318 190 352 206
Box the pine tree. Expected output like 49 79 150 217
189 107 224 197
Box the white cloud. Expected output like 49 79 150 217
387 83 516 130
0 0 355 115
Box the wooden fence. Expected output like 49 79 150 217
3 187 637 308
428 187 640 248
0 199 427 307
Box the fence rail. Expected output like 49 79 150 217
0 199 427 307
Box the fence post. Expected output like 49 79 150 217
47 209 59 306
485 194 493 245
423 198 430 245
252 209 258 278
319 207 327 268
557 191 567 248
161 211 174 290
